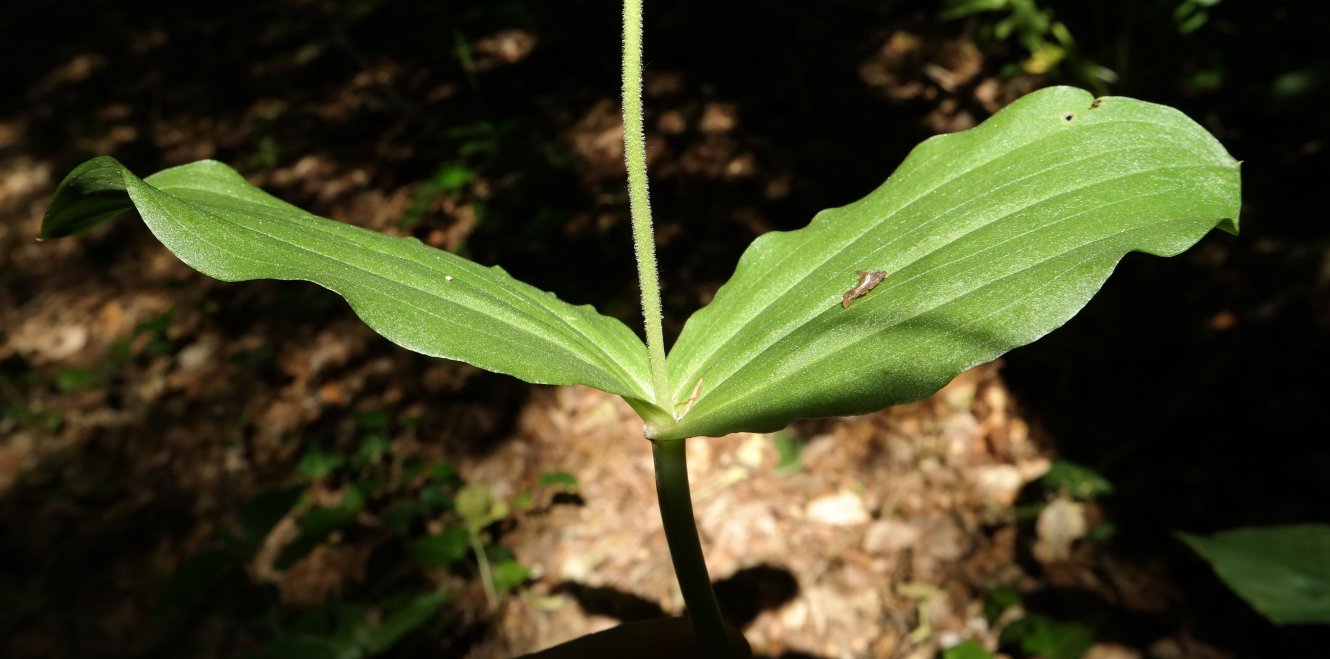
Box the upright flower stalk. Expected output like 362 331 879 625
621 0 670 410
622 0 733 656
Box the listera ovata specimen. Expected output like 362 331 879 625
842 270 888 309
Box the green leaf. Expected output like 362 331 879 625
417 483 454 514
983 585 1022 624
356 409 394 431
409 526 471 568
434 164 473 193
1000 613 1094 659
455 484 506 531
941 640 995 659
351 434 390 469
428 463 461 489
661 87 1239 440
1179 524 1330 625
490 557 532 594
1042 460 1113 500
772 431 804 473
298 444 346 481
380 502 420 535
276 486 368 569
238 486 305 553
41 157 662 422
364 591 449 654
54 367 104 392
537 471 578 488
289 601 370 638
940 0 1011 22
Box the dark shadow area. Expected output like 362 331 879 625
559 565 820 659
548 491 586 508
554 581 668 622
997 1 1330 654
713 564 801 629
560 565 802 630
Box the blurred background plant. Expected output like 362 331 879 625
940 0 1117 92
154 407 576 658
939 0 1235 94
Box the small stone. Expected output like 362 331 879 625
1033 496 1087 562
699 102 738 133
177 339 215 372
969 464 1025 506
916 516 968 561
734 434 767 469
806 490 870 526
863 519 921 553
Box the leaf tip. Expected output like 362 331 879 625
41 155 136 239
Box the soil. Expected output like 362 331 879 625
3 1 1328 658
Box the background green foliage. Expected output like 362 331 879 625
153 409 574 657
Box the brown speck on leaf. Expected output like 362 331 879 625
675 377 704 416
1090 97 1103 110
1062 112 1075 122
842 270 888 308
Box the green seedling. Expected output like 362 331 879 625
1000 612 1095 659
772 431 804 474
40 2 1240 655
941 639 996 659
1041 459 1114 500
455 483 513 610
941 0 1111 89
980 587 1097 659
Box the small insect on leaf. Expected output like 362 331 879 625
841 270 888 309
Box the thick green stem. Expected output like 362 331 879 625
622 0 671 409
653 438 731 658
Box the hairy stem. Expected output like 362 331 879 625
653 438 731 658
624 2 731 655
622 0 671 410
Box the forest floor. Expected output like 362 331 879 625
3 2 1328 658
